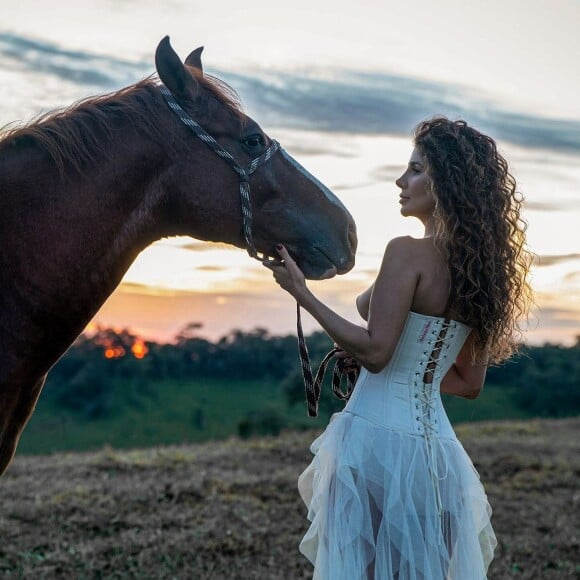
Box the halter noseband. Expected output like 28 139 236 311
159 85 280 259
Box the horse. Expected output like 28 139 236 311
0 36 357 476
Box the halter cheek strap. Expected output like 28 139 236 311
159 85 280 258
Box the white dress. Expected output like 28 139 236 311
298 311 497 579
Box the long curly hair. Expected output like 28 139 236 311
414 117 533 364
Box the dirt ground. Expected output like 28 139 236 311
1 417 578 579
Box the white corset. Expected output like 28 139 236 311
344 311 471 437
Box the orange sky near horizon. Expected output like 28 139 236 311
91 277 579 347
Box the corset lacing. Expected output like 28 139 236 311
413 320 458 524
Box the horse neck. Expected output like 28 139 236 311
0 107 172 375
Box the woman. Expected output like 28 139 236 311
264 117 532 579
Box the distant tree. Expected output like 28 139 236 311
176 322 205 342
211 328 297 379
49 361 113 418
44 327 154 419
487 343 580 417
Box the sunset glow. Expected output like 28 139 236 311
131 339 149 360
104 346 126 360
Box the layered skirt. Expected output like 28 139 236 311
298 411 496 579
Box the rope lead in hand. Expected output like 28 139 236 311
296 303 359 417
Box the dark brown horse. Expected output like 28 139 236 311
0 37 356 476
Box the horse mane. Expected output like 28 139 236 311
0 72 243 175
194 69 243 116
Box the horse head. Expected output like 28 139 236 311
155 37 357 279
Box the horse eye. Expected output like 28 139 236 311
243 135 265 150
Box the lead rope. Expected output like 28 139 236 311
160 84 348 417
297 304 358 417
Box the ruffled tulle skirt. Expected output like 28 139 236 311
298 411 496 580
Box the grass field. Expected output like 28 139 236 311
17 377 317 454
18 377 529 455
1 417 578 578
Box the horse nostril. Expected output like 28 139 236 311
348 220 358 255
334 219 357 273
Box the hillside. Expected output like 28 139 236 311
1 417 579 579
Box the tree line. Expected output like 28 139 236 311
42 324 580 425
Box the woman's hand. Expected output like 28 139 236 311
262 244 309 301
333 346 361 372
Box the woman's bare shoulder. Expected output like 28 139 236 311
384 235 422 253
384 236 436 263
375 237 425 288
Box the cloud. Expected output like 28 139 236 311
533 254 580 267
2 31 580 154
226 69 580 154
0 32 148 89
179 241 234 252
273 142 355 158
521 302 580 345
117 282 199 297
534 305 579 317
563 271 580 283
195 265 227 272
524 201 561 212
535 315 580 330
333 181 376 192
528 297 580 337
371 165 406 182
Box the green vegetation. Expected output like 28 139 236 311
17 325 580 455
19 377 303 454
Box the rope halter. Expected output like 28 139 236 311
159 85 280 258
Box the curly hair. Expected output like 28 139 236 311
414 117 533 364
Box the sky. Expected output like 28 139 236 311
1 0 579 345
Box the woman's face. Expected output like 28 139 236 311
395 147 436 222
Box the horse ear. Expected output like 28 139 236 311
155 36 199 99
185 47 204 74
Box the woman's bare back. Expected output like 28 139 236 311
408 236 455 318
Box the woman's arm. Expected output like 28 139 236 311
265 238 420 373
440 332 488 399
